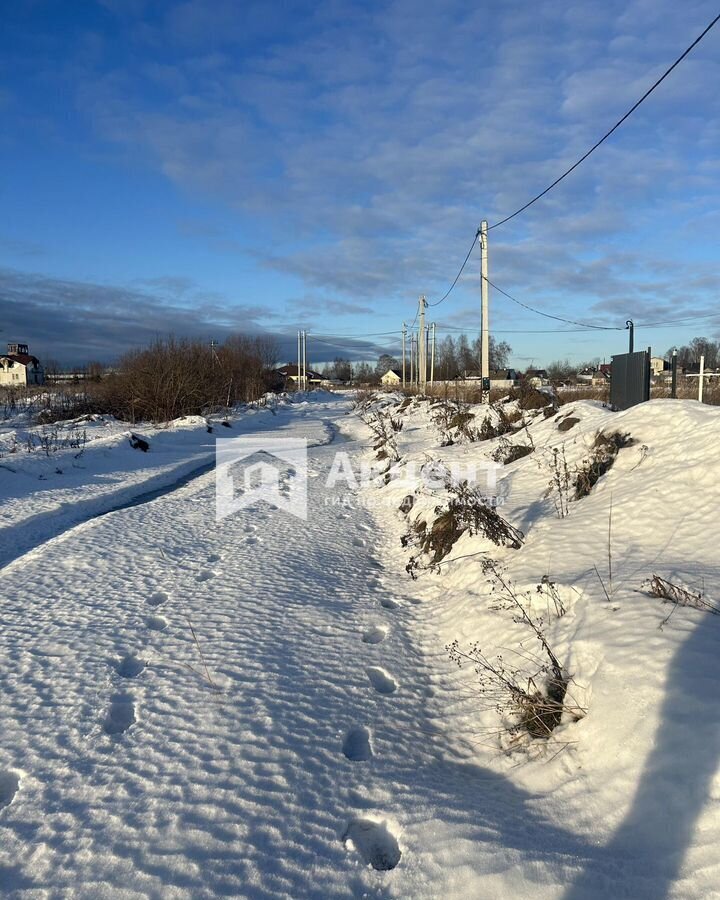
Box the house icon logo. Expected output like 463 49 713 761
215 436 308 522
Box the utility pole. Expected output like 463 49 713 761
302 330 308 390
430 322 436 388
480 221 489 399
410 333 415 387
425 324 430 388
418 296 427 392
297 331 301 391
402 323 407 388
699 354 705 403
626 320 634 354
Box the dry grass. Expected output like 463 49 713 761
447 563 583 742
644 575 720 616
408 480 524 570
574 430 633 499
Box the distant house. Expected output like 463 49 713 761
578 365 610 386
380 368 402 386
0 343 45 387
650 356 667 376
490 368 518 390
274 364 324 388
522 368 548 388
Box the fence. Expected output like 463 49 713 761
610 349 651 411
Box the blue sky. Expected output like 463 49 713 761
1 0 719 367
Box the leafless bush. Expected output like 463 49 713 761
36 393 104 423
510 383 557 412
574 430 633 499
644 575 720 616
101 335 278 423
432 398 479 445
447 563 581 741
358 405 401 463
405 480 523 576
23 425 88 457
545 446 572 518
536 575 566 618
488 424 532 465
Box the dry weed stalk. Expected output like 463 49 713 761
645 575 720 618
448 563 583 741
405 479 524 577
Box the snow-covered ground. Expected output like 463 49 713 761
0 398 299 568
1 390 720 898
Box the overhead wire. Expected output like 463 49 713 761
434 325 606 335
488 12 720 230
632 311 720 328
312 330 402 338
484 276 622 330
402 14 720 338
426 229 480 308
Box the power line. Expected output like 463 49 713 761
310 335 401 352
486 276 622 330
489 12 720 230
435 325 605 335
312 330 402 338
426 229 480 308
633 311 720 327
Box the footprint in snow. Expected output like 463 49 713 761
207 553 222 563
104 693 136 735
366 667 397 695
145 616 168 632
342 726 373 761
0 771 20 810
343 818 401 871
380 598 400 610
115 653 146 679
362 626 387 645
147 591 168 607
244 536 259 546
352 537 367 547
196 570 216 582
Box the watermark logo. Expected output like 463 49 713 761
215 439 506 521
216 436 308 522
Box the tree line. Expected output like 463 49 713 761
321 334 512 383
45 336 279 423
667 337 720 369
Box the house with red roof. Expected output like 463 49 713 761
0 343 45 387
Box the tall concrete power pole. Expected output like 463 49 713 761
418 296 427 392
430 322 436 388
401 323 407 388
480 221 489 396
302 330 308 390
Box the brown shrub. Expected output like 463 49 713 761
574 430 633 498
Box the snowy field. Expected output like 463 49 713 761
1 390 720 898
